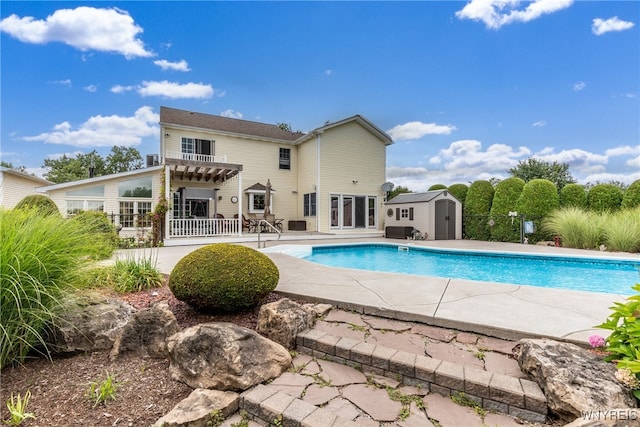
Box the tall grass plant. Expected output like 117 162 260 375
604 207 640 253
0 208 105 368
543 207 605 249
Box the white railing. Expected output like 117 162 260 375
169 218 240 237
166 151 227 163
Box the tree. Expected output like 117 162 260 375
387 185 411 201
587 184 623 212
508 158 575 190
490 177 525 242
0 161 27 173
277 123 292 132
43 147 143 183
464 180 494 241
560 183 587 208
428 184 447 191
105 146 143 174
447 183 469 207
516 179 559 243
622 180 640 209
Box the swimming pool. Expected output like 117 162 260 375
299 243 640 295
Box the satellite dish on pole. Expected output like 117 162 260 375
381 182 394 192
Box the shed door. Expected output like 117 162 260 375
435 199 456 240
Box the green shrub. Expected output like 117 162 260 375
464 180 494 241
428 184 447 191
622 180 640 210
14 194 60 216
89 250 164 293
603 207 640 253
560 183 587 208
71 211 119 259
489 177 525 242
516 179 559 243
0 208 101 368
447 183 468 207
168 244 279 312
588 184 623 212
543 207 605 249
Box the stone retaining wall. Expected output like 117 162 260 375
296 329 548 423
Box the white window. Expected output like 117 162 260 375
65 200 104 216
119 201 152 228
279 148 291 170
304 193 316 217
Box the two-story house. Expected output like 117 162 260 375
37 106 394 244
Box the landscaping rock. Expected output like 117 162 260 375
256 298 316 349
518 338 637 422
153 388 239 427
110 301 180 360
167 322 291 390
50 294 135 353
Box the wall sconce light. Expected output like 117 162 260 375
352 180 358 184
165 133 170 137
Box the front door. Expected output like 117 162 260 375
435 199 456 240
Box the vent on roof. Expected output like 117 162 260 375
146 154 159 167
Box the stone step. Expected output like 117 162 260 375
295 329 547 424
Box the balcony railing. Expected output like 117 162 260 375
165 151 227 163
169 218 240 238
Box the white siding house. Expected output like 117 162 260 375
0 167 53 209
384 191 462 240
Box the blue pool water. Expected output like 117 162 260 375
302 244 640 295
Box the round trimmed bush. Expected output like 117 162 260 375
587 184 623 212
490 177 525 242
622 180 640 209
14 194 59 216
447 183 468 207
560 183 587 208
428 184 447 191
464 180 494 240
168 244 279 312
516 179 559 243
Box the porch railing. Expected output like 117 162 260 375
169 218 240 238
165 151 227 163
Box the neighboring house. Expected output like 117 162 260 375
384 191 462 240
38 106 394 243
0 166 53 209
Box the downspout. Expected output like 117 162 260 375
315 130 322 232
164 165 171 242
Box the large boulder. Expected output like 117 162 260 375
50 294 135 353
153 389 239 427
256 298 317 349
109 301 180 360
167 322 291 390
518 339 636 422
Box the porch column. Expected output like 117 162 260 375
238 171 243 236
164 166 171 242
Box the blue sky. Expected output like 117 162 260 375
1 1 638 190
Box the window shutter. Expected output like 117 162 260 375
409 207 414 220
396 208 400 220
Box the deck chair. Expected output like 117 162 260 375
234 213 251 231
261 214 275 232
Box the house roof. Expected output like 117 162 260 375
36 166 163 192
295 115 394 146
244 182 276 192
386 190 455 204
160 106 304 142
0 167 53 185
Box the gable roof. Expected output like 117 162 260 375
0 167 52 185
386 190 456 204
295 115 394 146
160 106 304 142
36 166 163 192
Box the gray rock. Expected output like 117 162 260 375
256 298 316 349
109 301 180 360
518 338 637 422
167 322 291 390
153 388 239 427
50 293 135 353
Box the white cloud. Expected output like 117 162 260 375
456 0 573 30
325 69 334 76
111 85 135 94
627 155 640 169
220 109 243 119
387 121 456 141
436 140 531 171
154 59 191 72
592 17 635 36
84 84 97 93
532 120 546 127
22 106 159 148
573 81 586 91
51 79 71 87
582 171 640 185
137 81 214 99
605 145 640 157
0 7 153 58
533 148 608 166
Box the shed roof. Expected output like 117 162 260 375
386 190 453 204
160 106 304 142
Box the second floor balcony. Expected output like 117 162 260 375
165 151 227 164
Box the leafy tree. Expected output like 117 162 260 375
428 184 447 191
516 179 559 243
587 184 623 212
622 180 640 209
0 161 27 173
560 183 587 208
447 183 469 207
277 122 292 132
105 146 143 174
387 185 411 200
508 158 575 190
490 177 525 242
464 180 494 240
